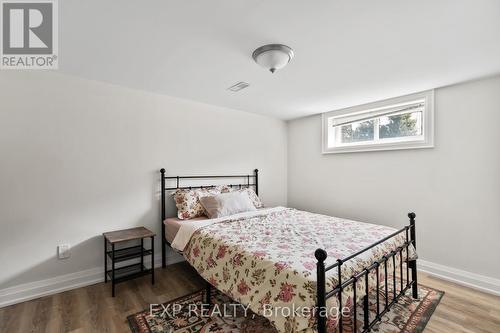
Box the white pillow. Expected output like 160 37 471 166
226 187 264 208
199 191 257 219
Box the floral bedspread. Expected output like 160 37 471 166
183 208 414 333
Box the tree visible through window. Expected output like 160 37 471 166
339 111 421 144
341 120 374 143
379 112 421 139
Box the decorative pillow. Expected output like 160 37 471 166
172 185 230 220
245 188 264 208
199 192 257 219
226 187 263 208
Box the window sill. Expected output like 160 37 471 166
322 141 434 154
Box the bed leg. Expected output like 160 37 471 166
205 281 211 305
162 237 166 268
410 260 418 299
408 212 418 299
315 249 327 333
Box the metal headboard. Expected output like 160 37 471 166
159 168 259 267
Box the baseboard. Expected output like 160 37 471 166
0 252 184 308
419 259 500 296
0 267 103 308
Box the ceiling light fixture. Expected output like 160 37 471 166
252 44 294 73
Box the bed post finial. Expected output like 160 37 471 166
160 168 165 174
408 212 418 299
315 248 327 333
254 169 259 196
314 248 327 262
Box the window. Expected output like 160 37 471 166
322 90 434 153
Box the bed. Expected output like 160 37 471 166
160 168 418 333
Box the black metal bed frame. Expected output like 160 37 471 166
160 168 259 268
159 168 418 333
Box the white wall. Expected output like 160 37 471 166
0 71 287 291
288 75 500 282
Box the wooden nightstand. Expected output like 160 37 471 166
103 227 156 297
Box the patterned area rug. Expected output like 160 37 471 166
128 284 443 333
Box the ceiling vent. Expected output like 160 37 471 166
227 82 250 92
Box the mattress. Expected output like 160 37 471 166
163 216 207 244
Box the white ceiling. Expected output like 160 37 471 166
60 0 500 120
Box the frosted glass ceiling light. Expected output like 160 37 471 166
252 44 294 73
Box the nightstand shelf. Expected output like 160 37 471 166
106 263 152 283
106 245 152 263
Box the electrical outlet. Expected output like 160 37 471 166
58 244 71 259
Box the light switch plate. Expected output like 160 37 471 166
58 244 71 259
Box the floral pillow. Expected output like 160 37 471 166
172 185 230 220
226 187 263 208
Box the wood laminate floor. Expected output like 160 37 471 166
0 262 499 333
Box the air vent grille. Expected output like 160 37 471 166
227 82 250 92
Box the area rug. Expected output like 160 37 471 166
128 284 443 333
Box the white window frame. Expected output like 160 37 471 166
322 90 434 154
